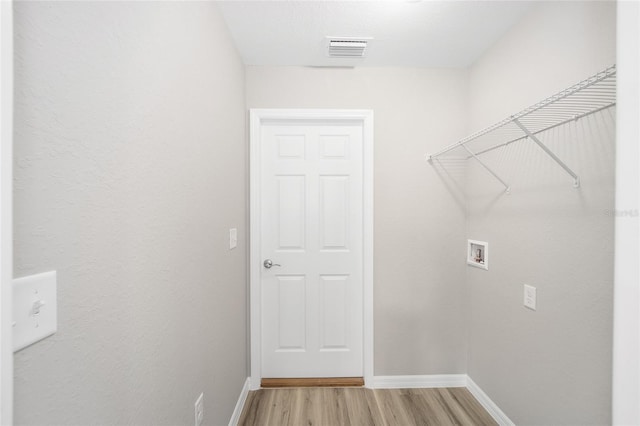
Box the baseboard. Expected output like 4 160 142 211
372 374 467 389
466 376 515 426
228 377 251 426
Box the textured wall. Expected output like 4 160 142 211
465 2 616 424
246 67 470 375
13 2 247 425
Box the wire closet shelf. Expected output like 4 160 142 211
427 65 617 192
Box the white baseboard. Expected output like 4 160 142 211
466 376 515 426
228 377 251 426
372 374 467 389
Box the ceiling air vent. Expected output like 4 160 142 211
326 38 371 58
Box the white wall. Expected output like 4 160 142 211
246 67 470 375
465 2 616 424
13 2 247 425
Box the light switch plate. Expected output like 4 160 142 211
229 228 238 250
13 271 57 352
194 392 204 426
524 284 537 311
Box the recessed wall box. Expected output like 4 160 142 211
467 240 489 270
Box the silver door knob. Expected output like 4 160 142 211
263 259 281 269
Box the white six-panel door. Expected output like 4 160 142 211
258 120 364 378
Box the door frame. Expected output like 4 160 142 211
613 2 640 423
249 109 374 390
0 0 13 423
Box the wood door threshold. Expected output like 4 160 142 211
261 377 364 388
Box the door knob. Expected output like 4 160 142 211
263 259 281 269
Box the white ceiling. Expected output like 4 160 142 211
217 1 535 68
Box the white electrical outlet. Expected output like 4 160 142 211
229 228 238 250
524 284 537 310
194 393 204 426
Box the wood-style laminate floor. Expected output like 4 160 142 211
237 387 498 426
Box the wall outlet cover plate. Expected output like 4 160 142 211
229 228 238 250
524 284 537 310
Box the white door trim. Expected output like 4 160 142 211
0 0 13 423
613 3 640 424
249 109 374 390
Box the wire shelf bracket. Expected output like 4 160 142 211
460 143 511 193
512 118 580 188
427 65 616 191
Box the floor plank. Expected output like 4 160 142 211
444 388 497 426
238 387 497 426
345 388 386 426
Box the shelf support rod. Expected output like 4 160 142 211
460 143 511 193
513 118 580 188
